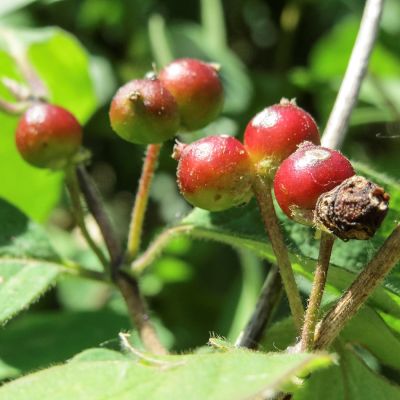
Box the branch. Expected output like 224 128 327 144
235 265 283 349
321 0 384 149
314 224 400 350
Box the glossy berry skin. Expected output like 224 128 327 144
159 58 223 131
244 101 320 175
174 135 253 211
15 103 82 169
109 78 180 144
273 143 355 223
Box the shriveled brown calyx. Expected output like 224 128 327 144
314 175 389 241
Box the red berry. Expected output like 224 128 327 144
273 142 355 224
109 78 180 144
159 58 224 131
174 135 253 211
15 103 82 169
244 100 320 175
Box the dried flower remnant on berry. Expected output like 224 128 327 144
314 175 390 241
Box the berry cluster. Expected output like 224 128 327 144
10 57 389 240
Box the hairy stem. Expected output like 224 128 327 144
76 165 122 271
130 225 194 275
65 168 109 272
300 232 335 351
75 165 167 354
252 175 304 332
235 265 283 348
321 0 384 149
127 144 162 261
314 224 400 350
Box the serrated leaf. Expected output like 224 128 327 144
0 310 130 378
0 27 96 221
262 307 400 372
294 349 400 400
0 350 332 400
0 199 63 324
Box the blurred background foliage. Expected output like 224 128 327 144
0 0 400 375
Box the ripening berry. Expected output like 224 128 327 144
173 135 253 211
15 103 82 169
109 78 180 144
159 58 224 131
273 142 355 224
244 100 320 176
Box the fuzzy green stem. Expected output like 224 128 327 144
314 224 400 350
252 175 304 332
127 144 162 261
300 232 335 351
65 168 109 273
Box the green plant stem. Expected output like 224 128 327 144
235 265 283 349
252 175 304 333
300 232 335 351
61 260 106 282
127 144 162 262
314 224 400 350
130 225 194 275
65 168 109 273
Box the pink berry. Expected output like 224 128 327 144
273 142 355 223
244 100 320 175
159 58 224 131
15 103 82 169
109 78 180 144
174 135 253 211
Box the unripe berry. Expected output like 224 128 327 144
273 142 355 224
244 100 320 176
109 78 180 144
174 135 253 211
159 58 224 131
15 103 82 169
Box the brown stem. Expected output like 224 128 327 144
76 165 122 271
321 0 384 149
235 265 283 349
252 175 304 332
314 224 400 350
300 232 335 351
116 272 167 355
75 164 167 355
127 144 162 261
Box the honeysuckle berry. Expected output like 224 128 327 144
244 99 320 176
273 142 355 224
109 78 180 145
173 135 253 211
159 58 224 131
15 103 82 169
314 175 389 240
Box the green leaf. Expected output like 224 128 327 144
176 164 400 315
294 349 400 400
0 310 130 379
0 0 38 17
0 349 332 400
0 27 97 221
0 198 62 324
262 307 400 372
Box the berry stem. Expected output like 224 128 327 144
314 224 400 350
65 167 110 272
321 0 384 149
76 166 122 271
252 175 304 332
127 144 162 261
300 232 335 351
73 165 167 355
235 265 283 348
